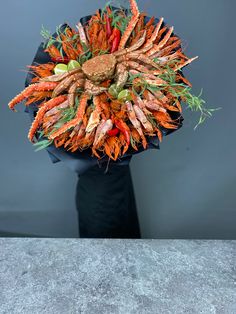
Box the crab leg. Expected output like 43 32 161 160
8 82 58 111
122 61 161 76
125 100 147 149
134 77 166 87
146 26 174 57
119 52 161 70
152 39 181 58
40 68 82 82
76 22 89 47
44 99 69 117
139 17 164 53
133 105 154 133
143 100 167 113
118 0 140 49
129 69 157 81
84 80 107 96
52 73 84 97
115 64 129 91
27 95 67 142
48 93 90 140
114 30 146 57
68 79 85 107
133 94 152 115
173 56 198 71
155 49 186 65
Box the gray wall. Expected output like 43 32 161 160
0 0 235 238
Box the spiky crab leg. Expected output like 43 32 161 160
118 0 140 50
52 73 84 98
118 52 161 70
125 100 147 149
146 26 174 57
40 68 82 82
139 17 164 53
28 95 67 142
114 30 146 57
133 105 154 133
173 56 198 72
8 82 58 112
48 93 90 140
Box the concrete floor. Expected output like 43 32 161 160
0 238 235 313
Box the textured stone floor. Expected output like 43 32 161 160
0 238 235 314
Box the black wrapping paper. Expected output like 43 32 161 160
24 8 184 175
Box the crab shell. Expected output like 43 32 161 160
82 54 117 83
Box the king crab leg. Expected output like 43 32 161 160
139 17 164 53
68 79 85 107
76 22 88 47
146 26 174 57
28 95 67 142
40 68 82 82
48 93 90 140
44 99 69 117
118 52 161 70
114 30 146 57
118 0 140 49
52 73 84 98
173 56 198 71
8 82 58 111
84 80 108 96
133 104 154 133
125 100 147 149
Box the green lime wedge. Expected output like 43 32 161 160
67 60 81 71
108 84 119 98
117 89 132 101
54 63 68 74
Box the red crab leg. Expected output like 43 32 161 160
139 17 164 53
146 26 174 57
8 82 58 112
118 0 140 50
114 30 146 57
119 52 161 70
76 22 88 47
48 93 90 140
28 95 67 142
152 39 182 58
133 105 154 133
52 73 84 98
173 56 198 71
125 100 147 149
40 68 82 82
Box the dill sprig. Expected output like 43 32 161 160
33 130 53 152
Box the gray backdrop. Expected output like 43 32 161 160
0 0 235 238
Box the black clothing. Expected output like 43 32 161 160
75 163 141 238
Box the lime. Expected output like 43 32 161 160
54 63 68 74
108 84 119 98
117 89 132 101
67 60 81 71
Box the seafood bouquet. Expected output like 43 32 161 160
8 0 215 161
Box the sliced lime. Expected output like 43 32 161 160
67 60 81 71
54 63 68 74
108 84 119 98
117 89 132 101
